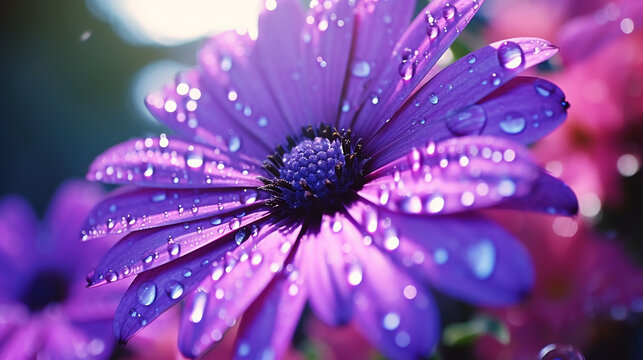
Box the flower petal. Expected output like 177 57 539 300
347 201 534 306
352 0 485 138
177 221 302 358
233 239 307 360
303 215 361 326
86 207 271 287
112 230 252 342
362 136 539 215
145 69 273 161
494 170 578 216
337 0 416 129
254 0 310 129
87 136 263 188
0 196 38 288
337 213 440 360
81 187 269 241
366 38 560 169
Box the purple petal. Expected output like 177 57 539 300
333 213 440 360
347 201 534 305
233 239 307 360
86 207 271 287
0 196 39 287
366 37 560 169
254 0 311 130
303 214 362 326
361 136 539 215
0 319 42 359
337 0 416 129
86 136 263 188
145 69 272 161
177 222 301 358
299 0 356 126
494 170 578 216
81 187 269 241
352 0 485 138
112 229 252 342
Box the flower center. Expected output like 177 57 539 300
260 124 366 217
20 270 69 312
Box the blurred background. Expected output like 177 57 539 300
1 0 642 359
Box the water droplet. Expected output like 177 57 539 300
401 48 413 61
241 190 257 204
445 105 487 136
369 93 379 105
106 270 118 282
210 217 222 225
382 312 401 330
228 136 241 152
539 344 585 360
499 111 526 134
442 3 457 20
425 11 436 25
497 41 525 70
165 281 184 300
467 55 477 64
168 243 180 257
151 192 166 202
426 25 439 41
258 116 268 127
398 61 416 80
143 254 154 264
229 218 241 230
137 282 157 306
351 60 371 78
534 81 552 97
235 228 249 245
467 239 495 279
428 93 439 104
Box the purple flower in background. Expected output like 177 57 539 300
82 0 577 358
0 181 126 359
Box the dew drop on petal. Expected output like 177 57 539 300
428 93 439 104
167 242 181 257
499 112 526 134
189 291 208 323
137 282 157 306
442 3 457 21
398 61 416 80
539 344 585 360
186 153 204 168
445 105 487 136
164 281 184 300
228 136 241 152
497 41 525 70
426 25 439 41
351 60 371 78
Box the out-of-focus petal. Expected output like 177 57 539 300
559 1 643 65
366 38 560 169
112 229 250 342
0 318 42 360
352 0 485 138
86 136 263 188
362 136 539 215
494 170 578 215
86 208 271 286
177 222 301 358
233 238 307 360
336 0 416 129
0 196 39 288
347 201 534 306
337 213 440 360
81 187 269 241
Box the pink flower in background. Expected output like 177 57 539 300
0 181 127 359
476 211 643 360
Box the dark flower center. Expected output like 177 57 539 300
260 124 366 219
20 270 70 312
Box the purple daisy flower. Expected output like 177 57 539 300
82 0 577 358
0 181 126 359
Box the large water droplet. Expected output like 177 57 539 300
426 25 439 41
539 344 585 360
235 228 249 245
137 282 157 306
351 60 371 78
189 291 208 323
442 3 457 20
164 280 184 300
497 41 525 70
168 242 180 257
445 105 487 136
428 93 439 104
499 111 527 134
398 61 416 80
